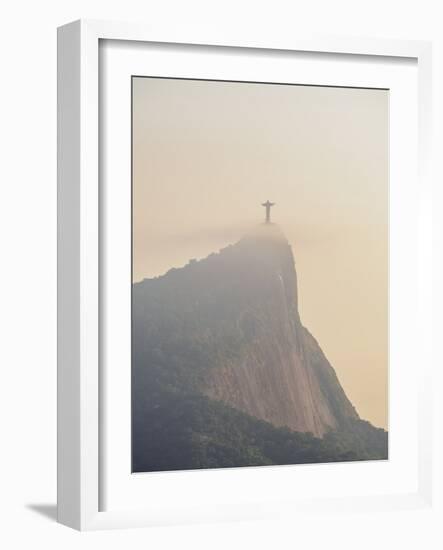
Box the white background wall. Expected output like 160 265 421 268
0 1 442 548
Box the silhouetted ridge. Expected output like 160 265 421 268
132 224 388 472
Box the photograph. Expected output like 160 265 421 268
0 0 436 543
131 76 389 473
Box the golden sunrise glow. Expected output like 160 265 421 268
132 77 388 430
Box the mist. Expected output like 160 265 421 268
132 76 388 429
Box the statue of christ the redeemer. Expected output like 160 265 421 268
261 200 275 223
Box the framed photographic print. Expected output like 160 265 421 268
57 20 433 530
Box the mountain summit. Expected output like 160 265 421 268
132 225 387 471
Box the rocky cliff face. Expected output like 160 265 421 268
133 224 358 438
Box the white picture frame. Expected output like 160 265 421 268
57 19 433 531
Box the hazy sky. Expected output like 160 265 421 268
132 77 388 430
